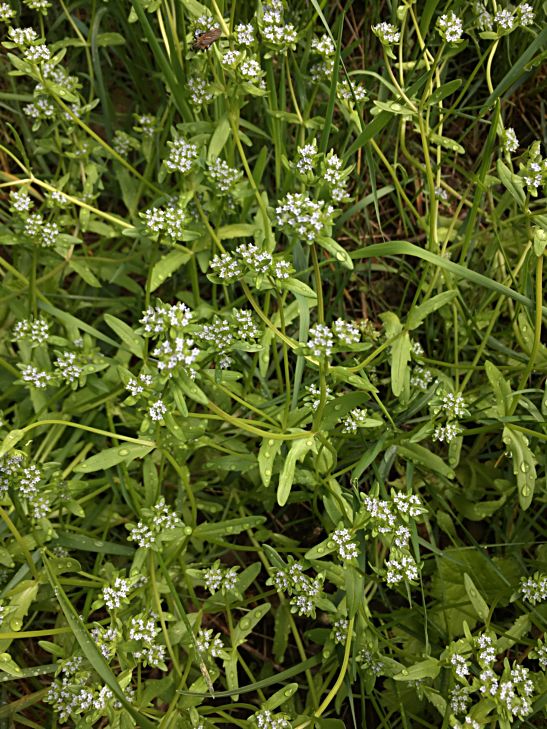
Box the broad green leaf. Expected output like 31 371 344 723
502 426 537 510
192 515 266 540
464 573 489 621
320 392 371 430
485 361 512 417
497 159 525 205
345 566 364 618
428 79 462 105
150 249 192 292
429 132 465 154
397 443 455 479
52 533 134 556
407 291 457 330
316 237 353 270
74 443 154 473
104 314 144 357
258 438 283 487
223 652 239 701
263 683 298 711
69 260 101 287
95 32 126 46
176 372 208 405
0 654 21 676
273 602 291 663
232 604 271 647
208 115 231 161
217 223 257 239
277 436 316 506
393 657 440 681
278 277 317 299
0 431 25 458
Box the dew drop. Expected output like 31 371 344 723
265 469 271 477
94 541 104 547
226 526 234 533
306 440 313 446
184 526 193 536
264 452 271 459
268 439 275 446
10 619 22 631
520 462 528 473
118 448 129 456
284 688 294 696
520 486 530 497
336 252 344 261
240 619 250 630
317 546 325 554
401 669 408 676
334 405 341 411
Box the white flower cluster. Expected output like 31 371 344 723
372 22 401 45
254 709 291 729
385 550 419 584
91 624 119 660
331 617 349 644
0 3 16 21
24 43 51 62
194 14 220 36
494 8 515 30
310 33 334 81
133 114 157 137
148 398 167 421
101 576 134 611
337 79 367 104
296 142 318 175
410 366 434 390
323 152 349 201
164 136 198 174
142 203 190 243
127 497 184 548
521 142 546 193
331 528 359 560
433 422 461 443
450 685 471 714
307 318 360 357
203 563 239 594
276 192 334 243
362 494 397 534
0 454 24 498
259 0 297 51
8 27 38 45
54 352 83 384
503 127 519 154
13 317 49 345
23 213 60 247
519 572 547 604
206 158 243 193
112 130 136 157
46 657 118 724
21 364 51 389
187 76 213 106
493 4 534 32
239 58 266 88
209 244 291 284
221 48 241 66
437 12 464 42
126 373 153 397
304 383 333 411
357 647 384 676
442 391 467 418
196 627 224 659
341 408 369 434
392 491 425 518
268 559 324 617
129 612 166 668
235 22 255 46
196 308 261 369
517 2 535 26
451 653 470 678
10 188 33 213
141 301 192 335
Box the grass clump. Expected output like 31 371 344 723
0 1 546 727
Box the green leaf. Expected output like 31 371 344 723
69 260 101 287
258 438 283 488
150 249 192 291
429 132 465 154
0 430 25 458
428 79 462 105
273 602 291 663
43 556 156 729
263 683 298 711
208 115 231 161
104 314 144 357
316 237 353 270
232 604 271 647
393 657 440 681
502 426 537 510
497 159 525 205
95 32 126 46
407 291 457 330
74 444 154 473
485 361 512 417
278 277 317 299
464 573 489 621
217 224 257 239
176 372 208 405
320 392 371 431
345 566 364 618
397 443 455 479
192 516 266 540
277 437 316 506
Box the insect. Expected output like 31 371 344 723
192 27 221 51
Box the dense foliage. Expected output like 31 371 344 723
0 0 546 727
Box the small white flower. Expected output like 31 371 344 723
410 366 433 391
341 408 368 434
149 399 167 422
210 252 243 282
433 422 461 443
438 12 464 42
372 22 400 44
0 3 16 21
331 528 359 560
333 318 360 345
207 158 242 192
519 572 547 604
24 44 51 62
102 576 132 611
10 189 33 213
451 653 470 678
441 392 466 418
8 27 38 45
21 364 51 389
495 8 515 31
307 323 334 357
517 3 535 26
331 617 349 644
187 76 213 106
312 34 334 57
165 137 198 174
235 22 255 46
503 127 519 153
55 352 83 383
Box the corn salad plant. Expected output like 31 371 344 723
0 0 546 727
